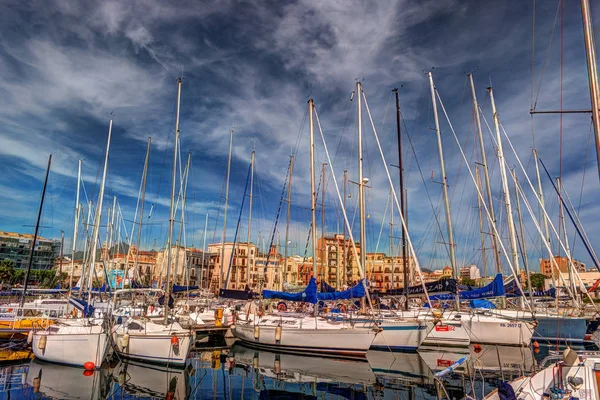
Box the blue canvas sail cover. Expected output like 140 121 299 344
69 297 95 318
320 281 336 293
263 277 318 304
173 285 199 293
220 286 256 300
430 273 505 301
385 277 457 296
504 278 557 298
317 279 366 301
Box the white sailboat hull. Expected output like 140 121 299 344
233 320 376 358
114 331 193 366
370 320 433 351
32 326 109 368
484 356 600 399
421 319 471 347
113 319 193 366
458 312 534 346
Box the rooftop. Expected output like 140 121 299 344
0 231 52 242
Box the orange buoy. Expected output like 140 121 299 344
171 335 179 345
84 361 95 371
473 344 482 353
533 341 540 349
83 370 94 377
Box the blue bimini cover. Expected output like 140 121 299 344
470 299 497 309
263 277 317 304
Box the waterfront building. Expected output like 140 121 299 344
0 231 60 270
316 234 361 288
206 242 255 291
460 265 481 280
540 255 586 278
155 246 214 287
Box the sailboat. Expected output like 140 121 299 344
233 96 379 357
112 77 193 367
31 120 114 369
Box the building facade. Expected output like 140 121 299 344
316 234 361 289
460 265 481 280
0 231 60 270
540 256 586 278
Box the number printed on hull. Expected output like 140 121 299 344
499 323 521 328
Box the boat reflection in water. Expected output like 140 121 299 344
229 342 376 398
25 358 111 399
366 349 434 386
112 360 191 399
0 363 28 395
419 344 536 376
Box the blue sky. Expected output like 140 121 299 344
1 0 599 276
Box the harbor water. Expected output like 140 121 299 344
1 340 596 399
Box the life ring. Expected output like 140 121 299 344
338 304 347 313
277 302 287 312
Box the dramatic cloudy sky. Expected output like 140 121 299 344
1 0 599 276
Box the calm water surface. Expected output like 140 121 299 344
0 341 595 399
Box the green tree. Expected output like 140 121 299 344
528 273 546 292
0 260 15 284
11 270 24 286
461 277 477 287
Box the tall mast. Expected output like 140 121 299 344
488 87 521 279
321 162 327 285
201 213 208 289
59 230 64 286
246 151 255 287
512 168 534 307
220 129 233 291
428 72 459 309
283 155 293 289
165 78 182 324
20 154 51 307
557 178 577 304
308 99 318 316
79 201 92 296
476 167 487 278
469 74 501 274
132 137 150 286
69 159 82 291
389 190 395 290
180 153 191 287
393 88 409 309
88 118 113 307
342 169 347 288
108 196 117 272
357 82 367 281
580 0 600 183
174 153 191 285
